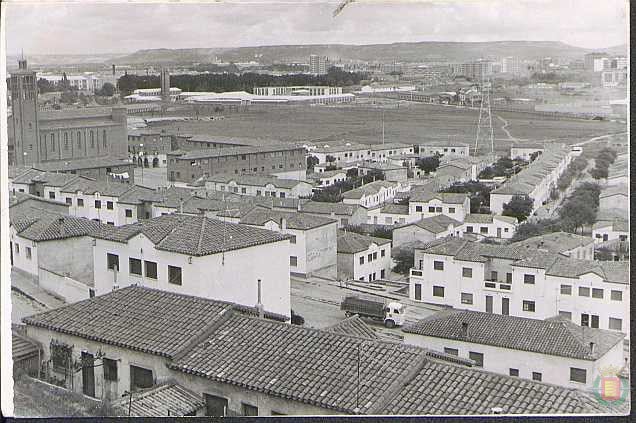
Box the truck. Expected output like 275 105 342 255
340 295 406 328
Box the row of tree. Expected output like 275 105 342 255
478 156 527 179
556 156 588 191
589 147 618 180
117 67 367 97
311 170 384 203
558 182 601 234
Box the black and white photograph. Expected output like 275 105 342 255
0 0 630 417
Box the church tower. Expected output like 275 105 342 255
10 58 40 165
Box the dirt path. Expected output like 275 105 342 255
496 115 522 144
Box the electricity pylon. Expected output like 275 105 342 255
474 77 494 156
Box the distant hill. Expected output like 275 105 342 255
110 41 628 65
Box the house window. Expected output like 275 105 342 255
14 243 19 256
433 261 444 271
581 313 589 327
241 187 246 194
480 226 488 234
95 200 101 209
522 301 535 312
609 318 622 331
64 133 68 150
466 226 473 233
256 190 261 196
90 131 95 148
468 351 484 367
428 206 435 212
435 207 442 213
560 285 572 295
168 266 182 285
77 132 82 148
204 394 228 417
532 372 542 382
368 253 373 262
415 206 422 212
106 201 113 210
49 191 56 199
611 290 622 301
241 403 258 417
125 209 133 218
103 130 107 148
569 368 587 384
461 293 473 304
373 252 378 260
433 286 445 297
280 192 286 198
77 198 84 207
506 273 512 283
359 256 364 265
65 197 72 205
129 258 142 276
290 256 298 267
523 274 535 284
381 249 386 257
289 235 297 244
26 247 32 260
462 267 472 278
591 315 599 328
130 365 153 390
444 347 459 356
578 287 590 297
51 133 56 151
145 261 157 279
509 368 519 377
103 358 118 381
106 253 119 271
592 288 603 299
449 207 456 213
559 311 572 320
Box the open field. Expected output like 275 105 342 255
147 100 625 155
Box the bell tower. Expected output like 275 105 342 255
10 57 40 165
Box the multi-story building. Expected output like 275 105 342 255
451 61 493 81
91 214 292 318
337 231 392 282
409 238 630 337
601 69 628 87
8 60 128 166
203 174 313 199
127 129 174 167
403 310 626 390
592 220 628 244
167 144 307 183
408 189 471 222
501 57 523 76
253 86 342 96
457 214 518 239
240 209 338 278
513 232 595 260
417 142 470 158
490 145 572 214
343 180 403 210
309 55 329 75
584 52 608 71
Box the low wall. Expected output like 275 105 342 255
38 268 91 304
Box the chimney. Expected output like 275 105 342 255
256 279 264 319
280 217 287 231
589 342 595 355
58 217 65 237
461 322 469 338
112 64 116 76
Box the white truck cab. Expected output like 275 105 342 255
383 301 406 328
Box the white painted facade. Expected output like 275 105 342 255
93 233 292 318
409 251 630 338
404 332 625 390
409 196 470 222
342 181 402 209
338 241 392 282
310 171 347 188
457 216 517 239
311 143 414 165
592 223 628 244
418 144 470 158
205 179 313 199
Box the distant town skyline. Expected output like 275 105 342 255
4 0 628 56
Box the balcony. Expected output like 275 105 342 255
410 268 423 277
484 280 512 291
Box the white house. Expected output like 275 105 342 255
204 174 313 199
403 310 626 390
240 209 338 278
408 189 471 222
342 180 402 209
417 142 470 158
367 204 411 226
392 215 462 248
311 142 414 164
10 207 100 302
458 214 518 239
592 219 628 244
409 238 630 337
357 161 408 182
91 214 292 318
513 232 595 260
308 170 348 188
337 231 392 282
298 201 368 228
490 145 572 214
599 184 628 213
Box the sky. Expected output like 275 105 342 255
4 0 629 55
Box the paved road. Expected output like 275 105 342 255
291 276 440 340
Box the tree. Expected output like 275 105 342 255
511 218 563 242
416 156 440 174
559 197 596 233
346 168 359 178
59 89 78 104
502 195 533 222
529 151 542 162
590 166 608 180
306 155 319 170
37 78 57 93
97 82 115 97
325 155 336 163
392 249 414 275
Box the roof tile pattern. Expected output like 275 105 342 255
240 208 336 230
323 315 379 339
337 231 391 254
115 383 204 417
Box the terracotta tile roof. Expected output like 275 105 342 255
60 177 134 197
23 286 234 358
113 383 204 417
380 204 409 215
323 315 379 339
91 214 288 256
592 219 628 232
8 191 68 209
403 310 624 361
117 185 164 205
240 208 336 230
11 210 103 242
32 157 132 172
381 359 613 415
342 180 397 200
173 144 304 160
399 215 462 234
410 188 469 204
299 201 361 216
205 173 309 189
169 312 426 414
513 232 592 254
337 230 391 254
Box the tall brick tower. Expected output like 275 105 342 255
9 57 40 165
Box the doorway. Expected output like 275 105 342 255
81 352 95 398
485 295 493 313
502 298 510 315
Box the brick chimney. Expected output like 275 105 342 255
58 217 65 237
461 322 469 338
